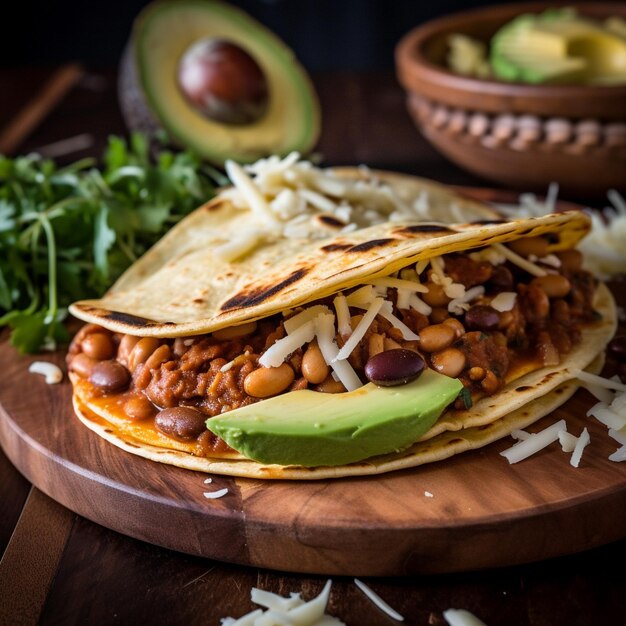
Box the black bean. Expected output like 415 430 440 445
608 336 626 363
89 360 130 392
155 407 207 441
489 266 514 291
465 305 500 331
365 349 425 387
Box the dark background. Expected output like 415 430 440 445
2 0 547 71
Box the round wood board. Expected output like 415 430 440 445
1 190 625 576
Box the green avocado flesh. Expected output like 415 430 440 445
206 369 462 467
130 0 320 164
490 10 626 84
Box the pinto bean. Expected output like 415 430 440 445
117 334 140 363
89 360 130 392
508 236 549 258
70 353 98 378
244 363 295 398
302 342 329 384
124 395 157 420
442 317 465 338
144 344 171 371
368 333 385 358
523 284 550 321
430 348 466 378
422 282 450 307
555 249 583 272
128 337 162 373
155 406 206 441
531 275 571 298
81 332 114 360
383 337 402 351
418 324 456 352
480 370 500 395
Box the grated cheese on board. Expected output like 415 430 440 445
443 608 488 626
353 578 404 622
29 361 63 384
220 579 345 626
500 419 567 464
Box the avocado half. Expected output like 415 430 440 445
119 0 321 164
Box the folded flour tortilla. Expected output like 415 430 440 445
68 169 616 479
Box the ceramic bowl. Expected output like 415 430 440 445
395 2 626 199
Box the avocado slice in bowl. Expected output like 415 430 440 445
119 0 320 164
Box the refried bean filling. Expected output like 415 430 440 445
68 246 599 452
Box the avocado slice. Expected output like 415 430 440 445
490 9 626 84
206 369 462 467
119 0 320 164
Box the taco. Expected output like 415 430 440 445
67 161 617 479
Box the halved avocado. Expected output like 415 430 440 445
119 0 320 164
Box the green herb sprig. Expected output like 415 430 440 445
0 133 227 353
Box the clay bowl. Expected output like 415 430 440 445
395 2 626 199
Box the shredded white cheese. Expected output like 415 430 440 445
448 285 485 315
315 313 362 391
443 608 488 626
259 320 316 368
500 419 567 464
333 294 352 339
558 430 579 453
496 185 626 279
29 361 63 384
492 243 548 277
570 428 590 468
378 302 420 340
284 305 331 334
203 488 228 499
490 291 517 312
334 298 384 361
353 578 404 622
220 579 345 626
511 429 532 441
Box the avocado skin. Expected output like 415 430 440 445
206 369 462 467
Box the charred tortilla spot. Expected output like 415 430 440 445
220 268 309 311
317 215 345 228
205 199 228 212
321 242 353 252
516 385 533 392
104 310 175 327
394 224 453 235
348 238 395 253
76 306 169 328
193 298 206 304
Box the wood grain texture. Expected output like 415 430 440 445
0 488 74 626
0 266 624 575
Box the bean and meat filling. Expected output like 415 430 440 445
68 238 599 453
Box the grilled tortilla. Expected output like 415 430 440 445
67 169 616 479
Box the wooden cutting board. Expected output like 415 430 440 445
2 309 625 576
1 189 625 576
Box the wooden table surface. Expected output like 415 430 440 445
1 65 625 626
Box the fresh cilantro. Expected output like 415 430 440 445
0 133 220 353
459 386 473 409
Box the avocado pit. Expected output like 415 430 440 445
177 38 269 125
